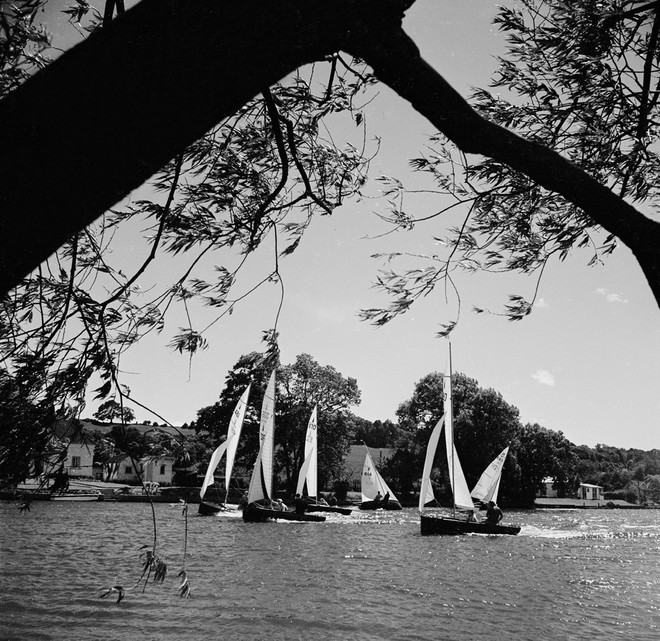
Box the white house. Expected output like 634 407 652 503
577 482 604 501
537 477 558 498
64 440 95 478
37 420 95 480
105 456 175 485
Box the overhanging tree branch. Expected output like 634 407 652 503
1 0 660 308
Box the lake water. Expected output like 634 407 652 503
0 501 658 640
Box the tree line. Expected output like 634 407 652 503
166 353 660 506
3 350 658 506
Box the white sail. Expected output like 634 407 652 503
471 446 509 504
418 414 445 512
224 383 251 492
199 383 251 502
296 405 318 498
443 343 474 512
199 441 229 501
247 371 276 504
361 448 398 503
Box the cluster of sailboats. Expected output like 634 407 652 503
199 345 520 536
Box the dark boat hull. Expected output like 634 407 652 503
420 514 521 536
304 504 352 515
199 500 232 516
242 503 326 523
358 500 402 511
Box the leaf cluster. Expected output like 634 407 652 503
1 2 376 453
365 0 660 325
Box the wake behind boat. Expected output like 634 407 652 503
242 501 326 522
303 499 352 516
418 344 520 536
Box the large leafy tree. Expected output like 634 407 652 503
93 400 136 424
510 423 579 506
194 352 360 494
277 353 361 490
391 370 522 496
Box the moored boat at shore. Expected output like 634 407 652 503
51 491 102 502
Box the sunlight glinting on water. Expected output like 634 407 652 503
1 502 658 640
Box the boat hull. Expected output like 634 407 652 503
358 500 402 511
199 500 232 516
242 503 326 523
50 493 102 502
304 504 352 515
420 514 520 536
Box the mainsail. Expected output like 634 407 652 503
471 446 510 504
247 371 276 504
296 405 318 498
199 383 251 502
418 414 445 511
361 447 398 503
443 344 474 512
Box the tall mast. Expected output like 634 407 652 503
445 342 455 517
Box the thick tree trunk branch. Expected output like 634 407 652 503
1 0 660 308
345 25 660 307
0 0 367 294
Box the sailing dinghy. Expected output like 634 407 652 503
199 384 251 516
296 406 351 515
419 344 520 536
242 371 325 523
358 446 402 510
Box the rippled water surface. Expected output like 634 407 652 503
1 501 659 640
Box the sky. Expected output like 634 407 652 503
44 0 660 450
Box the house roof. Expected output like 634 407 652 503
579 483 603 489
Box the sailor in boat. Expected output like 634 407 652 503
485 500 503 525
373 491 382 507
294 493 309 514
382 492 390 508
273 498 287 511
